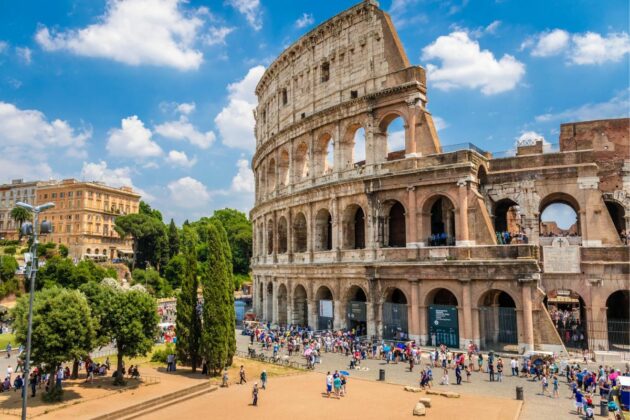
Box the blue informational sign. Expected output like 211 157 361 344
428 305 459 348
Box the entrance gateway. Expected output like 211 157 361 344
428 305 459 348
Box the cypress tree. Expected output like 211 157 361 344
200 223 231 375
176 227 201 372
210 220 236 365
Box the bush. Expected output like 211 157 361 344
151 343 176 363
3 246 16 255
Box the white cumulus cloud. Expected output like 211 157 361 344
214 65 265 150
154 116 215 149
227 0 262 31
166 150 197 168
35 0 204 71
295 13 314 29
421 31 525 95
106 115 162 159
167 176 210 207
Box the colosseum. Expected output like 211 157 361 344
250 0 629 354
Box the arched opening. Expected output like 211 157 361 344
278 149 290 187
479 290 518 350
380 114 406 161
293 285 308 327
277 284 288 326
494 199 522 244
545 289 588 350
266 220 274 255
383 288 408 340
342 204 365 249
315 209 333 251
315 286 334 330
266 282 273 322
427 196 456 246
387 201 406 247
294 142 309 180
539 195 580 238
277 216 288 254
293 212 307 252
606 291 629 350
267 158 276 191
346 286 367 336
605 200 626 239
427 288 459 348
315 133 335 175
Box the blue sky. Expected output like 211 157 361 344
0 0 628 223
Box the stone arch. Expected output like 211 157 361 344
478 289 518 349
545 289 588 350
494 198 521 237
315 285 335 330
267 158 276 191
539 192 581 237
382 286 408 340
606 290 629 350
342 204 366 249
314 208 333 251
423 194 456 246
294 141 309 180
426 287 460 347
293 284 308 326
292 212 307 252
277 283 288 325
266 219 274 255
383 200 406 247
278 149 290 186
315 132 335 175
277 216 288 254
345 285 368 335
604 200 625 236
378 112 407 161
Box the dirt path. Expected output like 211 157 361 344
139 371 522 420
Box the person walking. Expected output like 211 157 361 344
239 366 247 384
252 383 259 406
260 369 267 390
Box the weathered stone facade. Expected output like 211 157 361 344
251 1 630 353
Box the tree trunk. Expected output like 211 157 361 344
71 359 79 379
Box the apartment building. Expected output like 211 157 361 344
36 179 141 261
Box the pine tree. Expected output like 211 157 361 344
168 218 180 259
200 223 231 375
210 220 236 365
175 226 201 371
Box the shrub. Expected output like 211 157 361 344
151 342 176 364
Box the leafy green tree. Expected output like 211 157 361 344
114 213 166 270
200 223 233 375
176 226 201 372
0 255 18 282
12 287 96 399
210 209 252 276
10 206 32 232
164 255 185 290
167 219 180 259
132 268 172 297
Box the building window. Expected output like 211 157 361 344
321 62 330 83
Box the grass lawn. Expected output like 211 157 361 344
0 333 17 349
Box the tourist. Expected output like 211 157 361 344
252 383 259 406
239 366 247 384
260 369 267 390
326 371 333 397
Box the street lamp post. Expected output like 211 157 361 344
15 201 54 420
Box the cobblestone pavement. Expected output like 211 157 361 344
237 333 619 420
